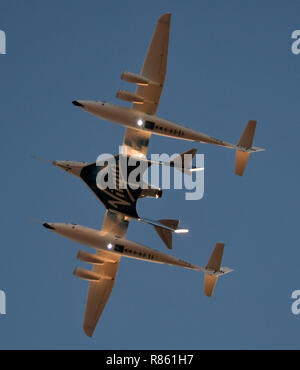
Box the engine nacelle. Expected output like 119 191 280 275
77 250 104 265
73 267 100 282
121 71 159 86
139 187 163 199
116 90 145 104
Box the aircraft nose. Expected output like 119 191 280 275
72 100 84 107
43 223 55 230
52 160 70 171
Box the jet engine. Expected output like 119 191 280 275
116 90 145 104
73 267 100 282
77 250 104 265
121 71 160 86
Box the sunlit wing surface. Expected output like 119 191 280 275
83 251 120 337
123 13 171 157
133 13 170 115
83 211 128 337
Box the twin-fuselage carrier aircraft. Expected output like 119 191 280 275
42 13 260 337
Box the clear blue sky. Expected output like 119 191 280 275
1 0 300 349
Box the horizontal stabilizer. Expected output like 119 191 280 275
204 274 218 297
202 243 233 297
235 150 250 176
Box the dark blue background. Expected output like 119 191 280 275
0 0 299 349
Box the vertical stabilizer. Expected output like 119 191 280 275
205 243 224 271
237 120 257 149
154 219 180 249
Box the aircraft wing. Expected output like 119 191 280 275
122 13 171 157
83 251 120 337
83 211 128 337
132 13 171 115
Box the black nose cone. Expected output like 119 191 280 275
72 100 84 107
43 223 55 230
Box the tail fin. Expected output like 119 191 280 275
154 219 179 250
171 148 198 175
237 120 257 149
138 217 188 249
157 219 180 230
155 219 187 249
147 148 204 175
203 243 233 297
235 120 264 176
113 212 189 249
206 242 224 271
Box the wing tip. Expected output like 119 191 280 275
83 324 95 337
159 13 171 23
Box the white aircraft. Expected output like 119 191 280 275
42 13 234 337
43 221 232 337
72 12 264 176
